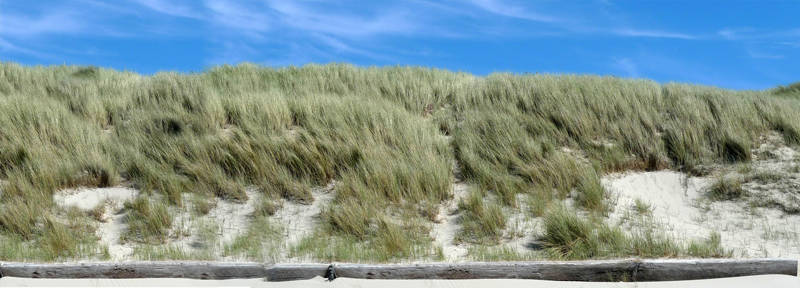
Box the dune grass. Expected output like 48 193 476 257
541 206 730 260
707 177 747 201
0 62 798 261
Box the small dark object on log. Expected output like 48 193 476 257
325 264 337 281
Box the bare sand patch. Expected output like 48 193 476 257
54 187 138 211
99 208 134 260
604 170 800 258
503 194 543 256
274 182 336 249
431 182 470 261
54 187 139 260
171 189 259 254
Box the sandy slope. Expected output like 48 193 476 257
2 275 799 288
45 133 799 261
604 170 800 258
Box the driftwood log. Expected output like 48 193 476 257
0 262 265 280
332 259 798 282
0 259 796 282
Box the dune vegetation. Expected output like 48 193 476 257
0 62 798 262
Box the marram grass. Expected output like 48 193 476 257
0 62 798 261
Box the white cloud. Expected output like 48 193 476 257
716 27 757 40
132 0 202 19
312 34 393 61
613 57 639 77
0 10 86 38
718 28 739 40
612 28 696 40
204 0 271 35
265 1 418 38
746 49 784 59
469 0 560 23
466 0 697 40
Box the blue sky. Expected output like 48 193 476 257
0 0 797 90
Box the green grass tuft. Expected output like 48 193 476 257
123 197 173 244
455 189 507 244
707 177 746 201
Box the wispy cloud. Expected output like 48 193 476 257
611 28 696 39
747 50 783 59
0 37 52 59
717 27 800 41
0 10 86 38
612 57 639 77
312 34 394 61
204 0 271 36
466 0 697 40
716 27 796 61
469 0 561 23
132 0 202 19
717 27 757 40
265 1 418 39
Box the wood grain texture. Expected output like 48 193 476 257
0 262 266 279
334 261 637 281
1 259 796 281
633 258 798 281
264 264 329 282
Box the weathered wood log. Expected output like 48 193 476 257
332 259 798 282
264 264 329 282
0 259 796 281
334 260 638 281
633 258 798 281
0 262 266 279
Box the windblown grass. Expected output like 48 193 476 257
0 62 798 261
455 189 507 244
541 206 729 260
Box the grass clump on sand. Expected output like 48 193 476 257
574 171 611 215
455 189 507 244
223 215 284 261
687 232 732 258
467 245 540 261
1 62 799 261
0 207 107 261
541 206 729 260
291 216 440 262
707 177 746 201
123 197 172 244
633 199 653 215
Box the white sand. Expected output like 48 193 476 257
431 182 470 260
604 170 800 258
273 182 336 249
209 189 258 244
54 187 139 260
2 275 798 288
504 193 542 255
54 187 138 211
99 209 134 260
172 189 259 253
